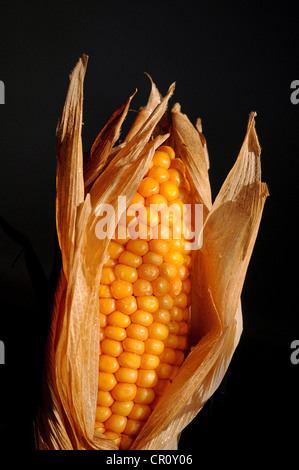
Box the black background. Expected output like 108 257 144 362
0 0 298 461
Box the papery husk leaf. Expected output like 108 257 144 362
169 103 212 220
125 74 161 142
83 92 135 191
56 54 88 280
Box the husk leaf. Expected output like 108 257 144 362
35 56 268 450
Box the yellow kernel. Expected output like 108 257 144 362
99 312 107 328
159 262 178 279
182 278 191 294
169 306 184 322
168 321 180 335
170 157 186 174
183 254 192 268
103 431 121 446
159 347 176 364
108 241 125 259
127 323 149 341
158 294 174 310
148 239 169 256
173 292 188 308
168 238 183 251
130 310 153 327
98 355 120 373
177 264 190 281
178 321 189 335
138 177 159 198
168 168 185 187
136 369 158 388
118 351 141 369
99 284 112 298
99 328 105 341
115 264 138 283
133 279 153 296
115 367 138 383
130 192 145 205
108 311 131 328
134 387 155 404
140 353 160 370
168 277 183 297
137 263 159 281
112 383 137 401
156 362 173 379
94 422 105 433
98 371 117 392
124 419 145 436
103 257 117 267
101 338 123 357
164 334 179 349
138 206 159 227
182 307 190 321
181 239 192 254
115 296 138 315
97 390 114 407
105 414 127 434
142 251 163 266
152 150 171 169
177 335 188 350
137 295 159 313
126 239 149 256
173 350 185 366
110 280 133 299
99 298 116 315
120 435 134 450
145 194 168 207
152 308 170 325
145 338 165 355
164 250 184 267
152 276 169 296
118 250 142 268
148 322 169 340
158 145 175 160
129 404 152 421
148 166 170 183
160 181 179 201
111 400 134 417
154 379 171 396
95 406 112 423
123 337 145 355
100 267 116 285
104 325 127 341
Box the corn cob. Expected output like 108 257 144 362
95 145 192 449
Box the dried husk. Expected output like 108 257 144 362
35 54 268 450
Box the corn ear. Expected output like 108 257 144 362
35 54 268 450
